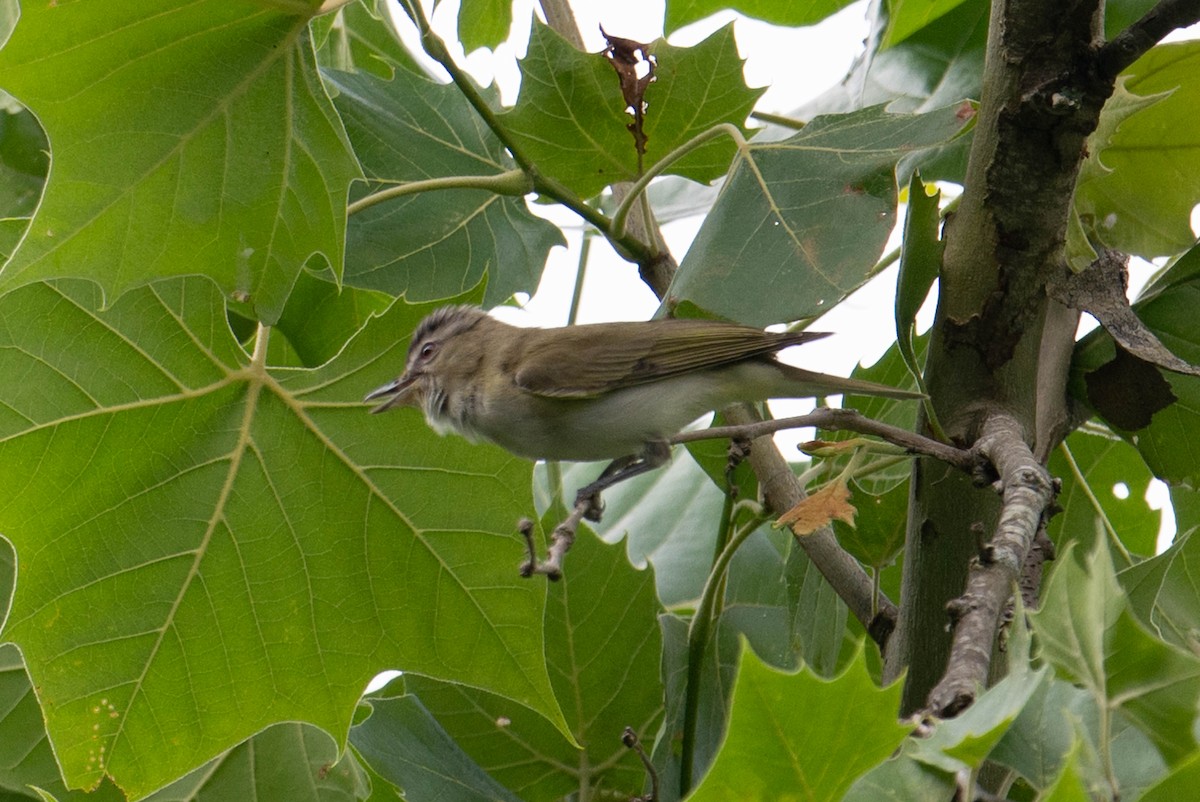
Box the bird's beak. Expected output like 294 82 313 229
365 374 419 413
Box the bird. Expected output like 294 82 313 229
365 305 920 514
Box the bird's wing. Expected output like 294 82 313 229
514 319 829 398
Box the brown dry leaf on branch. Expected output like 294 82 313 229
776 478 858 536
602 26 655 157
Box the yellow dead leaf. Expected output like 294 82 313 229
776 479 857 536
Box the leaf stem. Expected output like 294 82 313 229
345 170 532 217
679 512 764 794
396 0 653 263
611 123 749 240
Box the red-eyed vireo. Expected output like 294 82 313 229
366 305 919 509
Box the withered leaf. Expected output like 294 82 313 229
602 26 655 158
776 479 858 536
1084 344 1176 431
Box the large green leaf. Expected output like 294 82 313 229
143 723 365 801
1075 42 1200 259
351 694 521 802
0 0 359 324
313 0 421 79
1048 428 1160 558
882 0 971 48
667 103 973 327
1031 540 1200 765
401 528 664 801
500 22 763 200
455 0 513 54
0 279 565 797
802 0 987 119
328 68 563 307
1121 529 1200 652
687 644 910 801
664 0 857 34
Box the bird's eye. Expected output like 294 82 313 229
419 342 438 361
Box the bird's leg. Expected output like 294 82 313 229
522 441 672 581
574 440 672 522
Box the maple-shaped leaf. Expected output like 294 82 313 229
0 0 360 325
0 278 566 797
328 67 564 307
1075 42 1200 259
500 22 763 199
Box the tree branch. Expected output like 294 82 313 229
1098 0 1200 80
925 411 1056 717
721 405 899 646
670 407 978 475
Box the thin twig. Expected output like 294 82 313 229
925 411 1056 717
1097 0 1200 80
670 408 978 474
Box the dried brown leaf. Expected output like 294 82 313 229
776 479 858 536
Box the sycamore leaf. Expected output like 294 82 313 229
313 0 421 79
455 0 513 54
665 0 857 34
1031 540 1200 765
328 67 564 307
500 22 763 199
0 0 360 324
398 529 664 801
687 644 910 802
1075 42 1200 259
0 278 565 798
666 103 973 327
777 480 857 536
882 0 972 48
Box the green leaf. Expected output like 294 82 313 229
0 0 360 324
882 0 971 48
1071 247 1200 486
803 0 987 119
843 747 956 802
267 267 392 368
1075 42 1200 259
455 0 513 54
314 0 421 79
895 174 941 382
1141 751 1200 802
0 279 565 797
657 613 741 798
665 0 857 34
500 22 763 199
833 477 909 570
0 106 47 218
1048 428 1160 558
144 724 365 801
909 667 1048 772
402 528 664 801
1031 540 1200 765
1121 529 1200 654
989 677 1090 790
1041 742 1092 802
687 644 910 801
667 103 973 327
328 68 564 307
351 695 522 802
